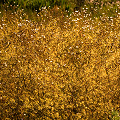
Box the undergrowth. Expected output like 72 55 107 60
0 1 120 120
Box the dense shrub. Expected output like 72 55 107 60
0 1 120 120
0 0 72 12
0 0 119 18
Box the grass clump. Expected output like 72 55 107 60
0 0 72 13
109 110 120 120
0 1 120 120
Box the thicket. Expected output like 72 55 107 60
0 0 119 20
0 0 72 12
0 1 120 120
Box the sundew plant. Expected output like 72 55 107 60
0 1 120 120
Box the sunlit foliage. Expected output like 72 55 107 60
0 2 120 120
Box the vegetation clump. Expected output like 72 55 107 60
0 0 120 120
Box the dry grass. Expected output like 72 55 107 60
0 5 120 120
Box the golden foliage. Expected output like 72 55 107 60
0 7 120 120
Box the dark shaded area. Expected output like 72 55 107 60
76 0 85 7
0 0 4 4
